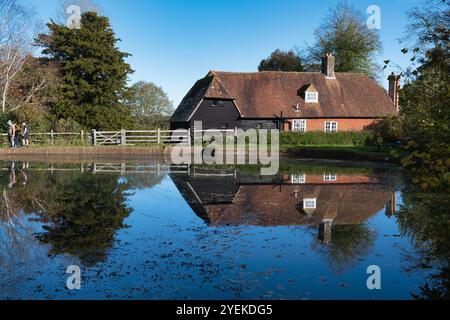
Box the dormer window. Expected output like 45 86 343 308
305 92 318 103
303 198 317 209
299 84 319 103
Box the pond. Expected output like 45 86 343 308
0 157 448 300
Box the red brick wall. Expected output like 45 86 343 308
285 118 380 132
280 174 381 184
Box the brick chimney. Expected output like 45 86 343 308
321 53 335 79
388 72 400 110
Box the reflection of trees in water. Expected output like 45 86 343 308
0 163 165 266
396 188 450 300
310 224 376 274
0 162 42 272
0 188 40 272
124 173 164 190
29 173 133 266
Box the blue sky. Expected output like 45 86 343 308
23 0 424 106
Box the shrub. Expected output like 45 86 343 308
16 105 53 133
374 115 403 143
279 131 375 146
0 111 20 132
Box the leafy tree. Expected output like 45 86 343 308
305 2 381 77
126 81 173 129
258 49 305 72
395 0 450 192
36 12 134 130
0 0 41 113
8 56 60 132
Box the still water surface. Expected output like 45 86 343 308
0 158 447 299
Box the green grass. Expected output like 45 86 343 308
280 143 403 162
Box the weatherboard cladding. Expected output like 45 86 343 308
170 71 397 122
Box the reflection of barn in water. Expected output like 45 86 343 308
170 167 396 243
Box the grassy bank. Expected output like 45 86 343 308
0 139 402 163
281 144 401 163
0 145 170 156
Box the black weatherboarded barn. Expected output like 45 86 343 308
170 71 280 131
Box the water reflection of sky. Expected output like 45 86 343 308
0 160 440 299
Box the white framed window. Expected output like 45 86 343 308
305 92 318 103
292 119 306 132
324 121 338 132
323 173 337 181
303 198 317 209
291 173 305 184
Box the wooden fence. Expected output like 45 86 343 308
1 131 89 146
1 162 190 174
1 128 240 147
91 128 234 146
92 129 190 146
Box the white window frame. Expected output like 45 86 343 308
292 119 307 132
324 121 338 132
305 92 318 103
323 173 337 182
291 173 305 184
303 198 317 209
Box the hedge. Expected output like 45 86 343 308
279 131 375 146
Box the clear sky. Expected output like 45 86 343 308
23 0 425 107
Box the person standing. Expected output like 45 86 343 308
22 122 29 147
14 122 21 147
7 120 15 148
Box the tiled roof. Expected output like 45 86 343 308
170 71 398 121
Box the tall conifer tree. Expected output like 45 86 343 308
37 12 133 130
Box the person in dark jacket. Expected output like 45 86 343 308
21 122 29 147
14 123 21 147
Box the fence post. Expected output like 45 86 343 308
187 128 191 146
157 128 160 144
50 130 54 145
92 129 97 146
81 130 84 144
121 129 126 146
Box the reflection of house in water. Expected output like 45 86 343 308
171 168 396 243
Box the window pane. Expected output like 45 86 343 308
303 198 317 209
306 92 318 102
293 119 306 132
325 121 337 132
291 174 305 184
324 173 337 181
